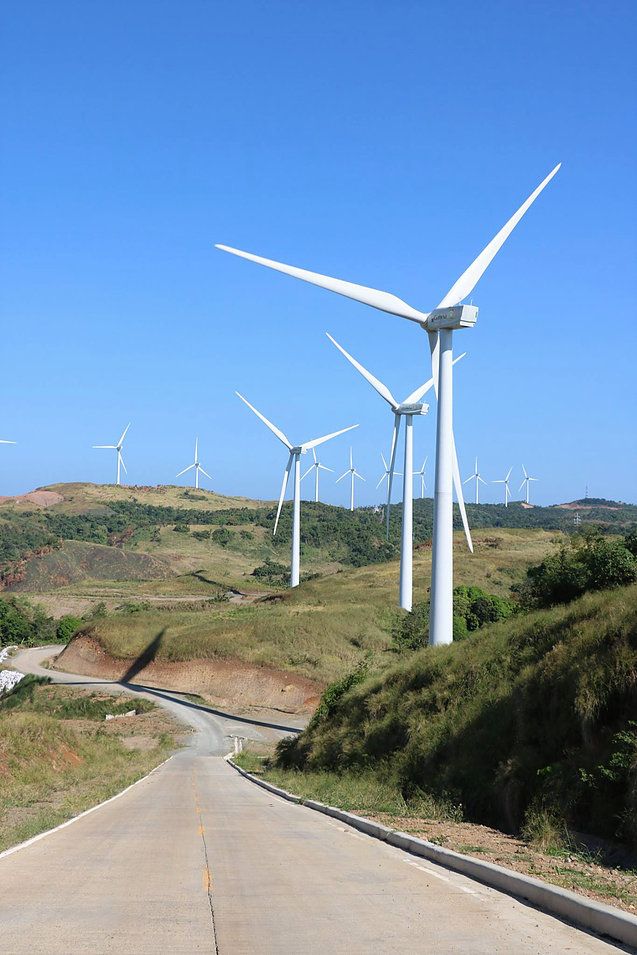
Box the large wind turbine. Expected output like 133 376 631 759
236 393 356 587
301 448 333 503
93 424 130 486
519 465 539 504
327 333 465 611
493 467 513 507
216 163 560 644
336 447 365 511
463 458 488 504
176 438 211 489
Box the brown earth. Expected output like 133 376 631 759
0 490 64 508
55 634 321 716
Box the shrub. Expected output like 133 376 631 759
391 586 514 651
211 527 231 547
55 615 83 644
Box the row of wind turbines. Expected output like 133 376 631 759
216 162 561 646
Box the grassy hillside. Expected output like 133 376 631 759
0 676 179 851
275 583 637 849
69 528 558 685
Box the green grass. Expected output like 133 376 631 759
276 582 637 849
0 681 178 852
75 528 558 685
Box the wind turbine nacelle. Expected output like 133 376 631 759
398 403 429 415
426 305 478 331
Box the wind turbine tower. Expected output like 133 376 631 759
336 447 365 512
463 458 487 504
236 392 356 587
93 424 130 486
216 163 560 645
301 448 333 503
176 438 212 489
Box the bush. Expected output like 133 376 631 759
0 597 55 647
55 615 83 644
391 586 514 651
211 527 231 547
521 530 637 608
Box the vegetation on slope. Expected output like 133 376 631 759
276 582 637 850
0 677 179 851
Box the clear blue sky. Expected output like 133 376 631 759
1 1 635 505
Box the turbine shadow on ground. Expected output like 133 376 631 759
120 629 166 684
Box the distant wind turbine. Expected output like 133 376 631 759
377 452 401 491
216 162 560 645
519 465 539 504
301 448 333 503
463 457 488 504
493 466 513 507
336 447 365 512
414 457 427 499
176 438 211 489
236 392 357 587
93 424 130 486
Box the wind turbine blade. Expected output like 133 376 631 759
478 475 488 485
462 475 473 485
380 452 388 471
522 464 528 479
318 464 334 472
402 351 467 405
530 477 539 482
518 480 526 492
236 392 292 449
506 466 513 481
386 413 401 539
335 470 349 484
301 423 358 452
199 467 212 480
301 464 314 481
118 423 131 447
452 436 473 553
438 163 562 308
119 454 127 475
176 464 196 477
376 474 387 489
216 245 428 323
273 453 293 536
0 440 16 444
354 471 365 481
93 445 116 449
326 333 398 408
194 437 199 460
436 164 561 309
312 448 318 463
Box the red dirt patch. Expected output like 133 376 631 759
56 634 321 716
0 490 64 508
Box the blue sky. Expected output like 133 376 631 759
1 1 635 505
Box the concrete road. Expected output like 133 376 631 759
0 648 622 953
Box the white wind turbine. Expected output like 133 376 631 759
519 465 539 504
176 438 211 489
336 447 365 512
414 457 427 499
216 163 560 645
493 467 513 507
93 424 130 486
301 448 333 503
463 457 488 504
236 392 357 587
377 452 401 491
327 333 464 611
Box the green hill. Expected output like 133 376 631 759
275 582 637 849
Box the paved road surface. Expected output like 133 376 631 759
0 647 623 953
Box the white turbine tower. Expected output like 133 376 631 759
216 163 560 645
236 392 356 587
93 424 130 486
519 465 539 504
327 333 464 610
377 452 401 491
493 467 513 507
463 457 488 504
336 447 365 511
414 457 427 499
301 448 333 503
176 438 211 489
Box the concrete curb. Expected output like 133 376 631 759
227 759 637 951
